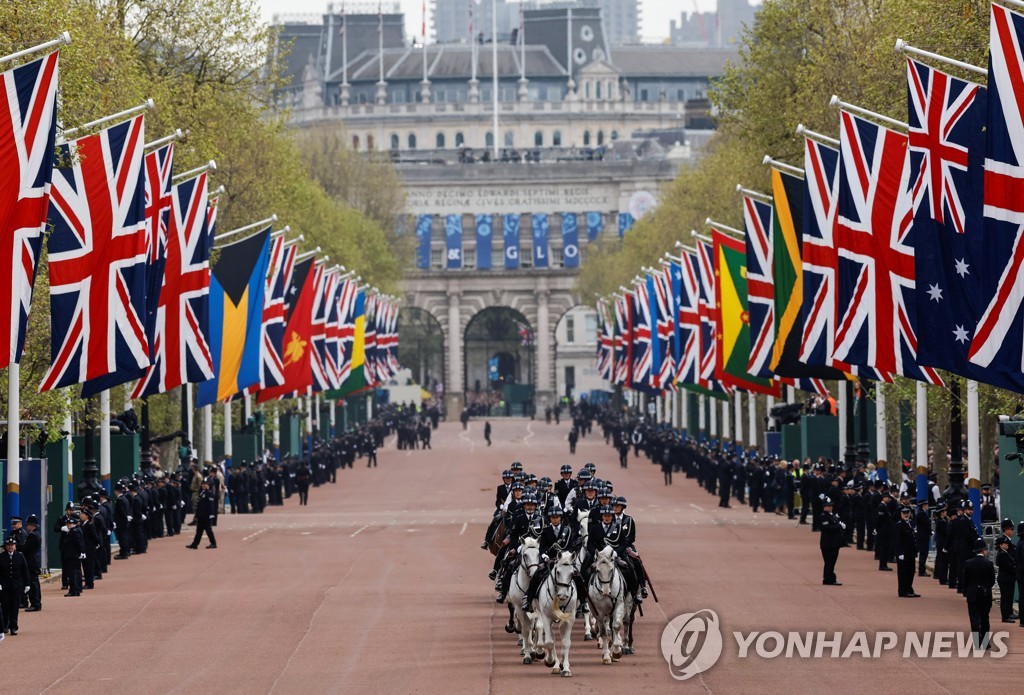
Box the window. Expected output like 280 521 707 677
585 314 598 341
610 130 619 141
553 130 562 146
436 132 446 149
566 316 575 344
595 81 602 99
352 134 360 150
585 81 591 99
597 130 605 146
367 134 374 150
534 130 544 147
390 133 399 150
640 88 649 102
408 133 417 150
583 130 591 146
429 248 443 269
504 131 514 147
485 131 494 148
455 131 465 147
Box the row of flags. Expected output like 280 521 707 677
0 47 400 407
597 2 1024 399
415 211 636 270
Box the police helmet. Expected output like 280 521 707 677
821 496 833 506
547 507 564 518
501 469 513 479
511 482 525 492
613 496 627 509
511 461 524 471
539 476 552 488
599 505 615 516
584 462 597 472
522 494 538 506
560 464 572 474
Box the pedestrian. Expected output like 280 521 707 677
22 515 41 612
484 421 492 447
296 463 311 506
661 452 673 486
963 538 995 649
819 496 844 585
995 531 1017 624
0 536 30 635
186 480 218 550
568 428 578 454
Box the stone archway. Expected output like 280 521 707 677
397 307 445 396
464 307 535 416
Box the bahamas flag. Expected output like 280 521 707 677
198 228 271 406
326 289 372 399
713 228 780 396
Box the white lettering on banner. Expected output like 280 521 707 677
563 244 579 258
447 249 461 260
506 247 518 260
405 184 619 214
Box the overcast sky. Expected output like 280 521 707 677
257 0 740 44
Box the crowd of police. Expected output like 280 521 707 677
586 402 1023 649
0 402 431 639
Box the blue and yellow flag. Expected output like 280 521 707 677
197 228 271 406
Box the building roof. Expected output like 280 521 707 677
609 47 738 78
328 44 567 84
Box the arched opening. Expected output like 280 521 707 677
597 130 605 146
436 132 446 149
367 134 375 150
553 130 562 146
408 133 417 150
583 130 591 146
553 304 603 403
504 131 514 147
464 307 535 416
390 133 400 150
352 134 361 150
455 131 465 147
397 307 445 396
485 131 494 148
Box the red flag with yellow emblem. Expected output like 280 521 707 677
257 257 315 402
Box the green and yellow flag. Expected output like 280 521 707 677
713 229 780 396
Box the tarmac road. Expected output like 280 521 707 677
5 418 1020 694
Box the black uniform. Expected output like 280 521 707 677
995 541 1017 621
933 513 949 585
0 547 30 632
915 507 932 576
963 552 996 648
22 528 42 610
187 488 218 548
895 517 917 597
61 523 85 596
819 508 844 585
114 491 132 558
874 499 894 570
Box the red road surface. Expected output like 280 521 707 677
5 419 1020 694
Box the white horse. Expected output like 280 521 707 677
588 546 626 664
536 551 579 677
505 537 543 663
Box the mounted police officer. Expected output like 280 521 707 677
554 464 578 507
522 506 584 611
496 493 544 602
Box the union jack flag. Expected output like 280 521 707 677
42 115 149 391
364 293 379 386
696 239 729 395
613 294 631 386
323 273 344 387
310 263 332 392
631 280 653 387
672 254 701 387
132 171 214 397
379 298 400 379
969 3 1024 372
596 297 615 381
141 143 174 350
833 110 940 384
743 195 775 379
332 277 358 386
651 269 675 391
260 237 295 389
0 51 59 369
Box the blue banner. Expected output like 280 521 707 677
561 213 580 268
415 214 432 269
586 211 603 241
475 214 493 270
532 213 549 268
618 212 634 238
503 214 520 269
445 214 463 269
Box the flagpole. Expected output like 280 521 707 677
99 389 111 492
875 382 887 464
829 95 909 131
915 380 927 497
223 401 233 466
709 392 718 440
0 31 71 66
491 0 499 158
61 99 154 141
704 218 744 237
171 160 216 184
6 362 19 518
736 184 772 203
306 387 314 460
748 394 757 449
144 129 184 151
894 39 986 77
698 393 706 438
203 405 213 464
283 235 305 248
733 392 743 445
214 215 278 242
966 379 981 525
762 155 804 177
796 124 839 148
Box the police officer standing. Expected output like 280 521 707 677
895 505 920 598
22 515 41 612
0 536 30 634
963 538 995 649
819 496 844 586
995 531 1017 624
915 499 932 577
185 480 218 550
